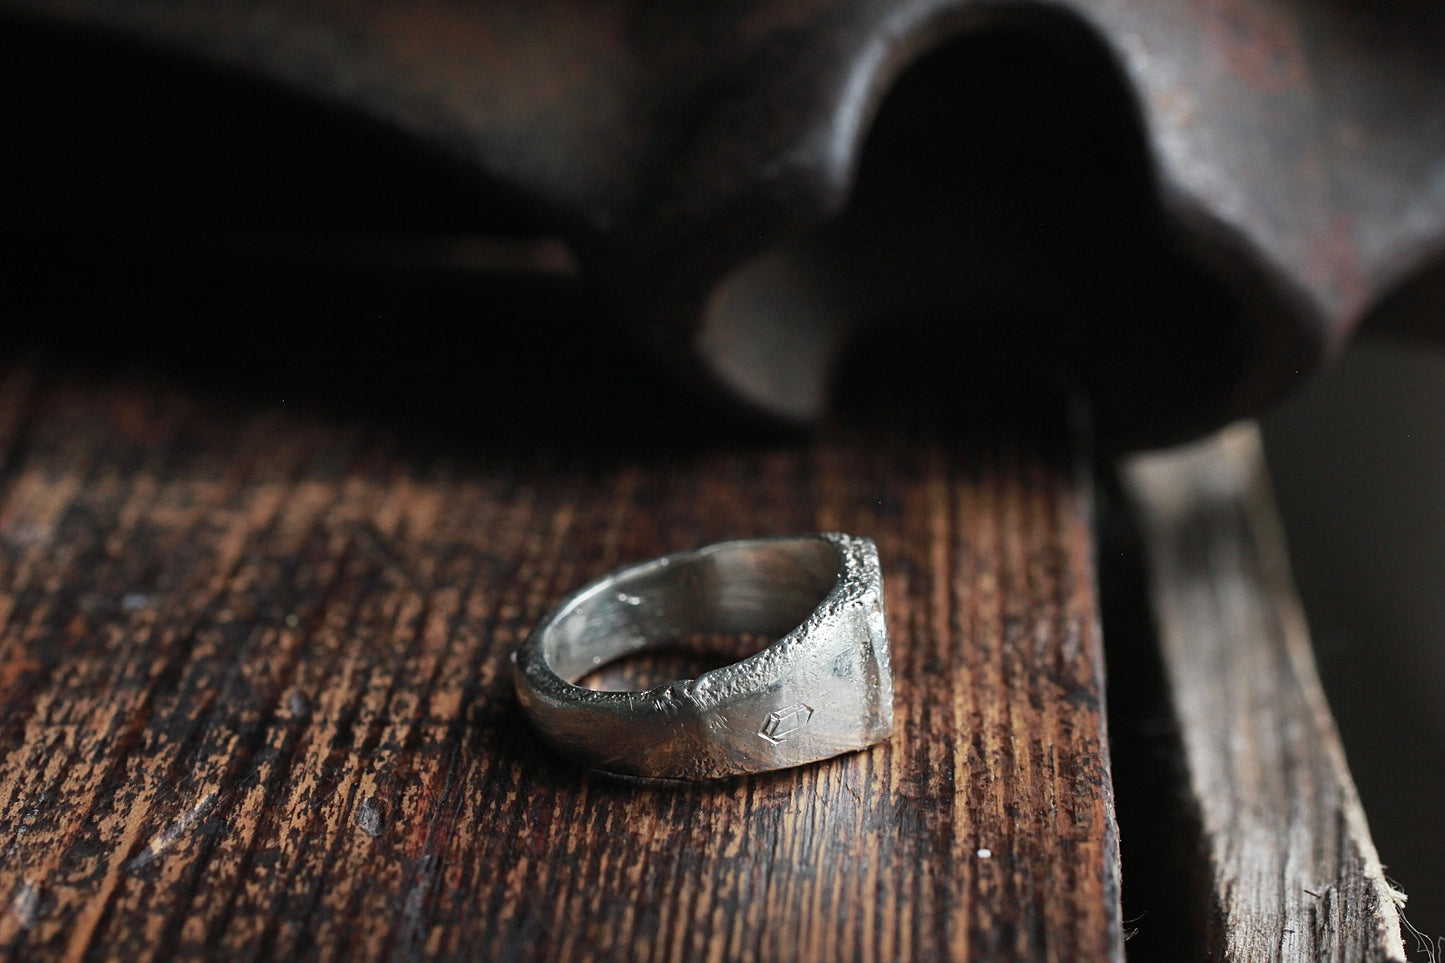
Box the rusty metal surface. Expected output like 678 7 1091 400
3 0 1444 445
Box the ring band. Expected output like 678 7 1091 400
513 533 894 780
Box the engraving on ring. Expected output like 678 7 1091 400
759 703 815 744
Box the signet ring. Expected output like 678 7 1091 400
513 533 894 780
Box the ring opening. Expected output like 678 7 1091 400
575 631 772 691
543 536 843 685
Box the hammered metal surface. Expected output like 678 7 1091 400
515 534 894 780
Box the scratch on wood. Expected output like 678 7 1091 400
286 690 309 718
8 880 39 931
125 792 218 872
355 797 385 839
0 880 39 949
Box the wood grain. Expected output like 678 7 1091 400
1121 425 1407 962
0 364 1121 961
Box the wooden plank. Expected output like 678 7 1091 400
1121 424 1406 962
0 364 1121 961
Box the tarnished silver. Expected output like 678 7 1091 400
513 533 894 780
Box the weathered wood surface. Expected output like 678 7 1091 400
1121 425 1406 962
0 363 1121 961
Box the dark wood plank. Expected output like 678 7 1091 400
0 364 1120 961
1122 425 1406 962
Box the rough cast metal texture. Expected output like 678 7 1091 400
4 1 1445 446
515 533 895 780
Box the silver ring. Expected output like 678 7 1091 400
513 533 894 780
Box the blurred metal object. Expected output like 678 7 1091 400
4 0 1444 445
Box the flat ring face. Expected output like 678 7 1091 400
513 533 894 780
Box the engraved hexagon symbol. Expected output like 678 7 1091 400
759 703 814 744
